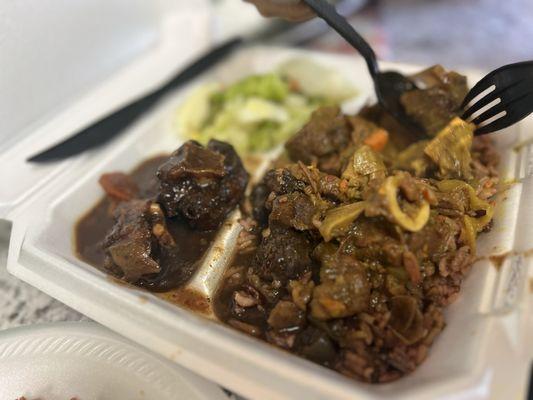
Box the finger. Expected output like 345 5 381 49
244 0 315 22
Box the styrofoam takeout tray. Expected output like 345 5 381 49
0 322 228 400
6 46 533 400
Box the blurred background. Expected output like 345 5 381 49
214 0 533 70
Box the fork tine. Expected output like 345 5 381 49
461 74 498 108
475 119 508 136
463 88 499 120
462 80 522 120
471 102 507 127
470 79 533 125
461 60 533 108
475 92 533 135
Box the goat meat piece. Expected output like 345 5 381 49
269 192 317 231
264 168 307 195
285 106 351 175
252 227 314 285
250 168 307 224
310 253 371 320
103 200 160 282
401 65 468 136
157 140 248 229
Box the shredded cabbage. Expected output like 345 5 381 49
174 59 358 155
278 58 358 103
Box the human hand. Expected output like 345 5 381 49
244 0 315 22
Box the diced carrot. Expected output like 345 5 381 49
339 179 349 192
363 128 389 152
287 78 301 92
484 179 494 188
99 172 138 201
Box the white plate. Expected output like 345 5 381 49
0 322 228 400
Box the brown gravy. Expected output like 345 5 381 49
158 287 211 315
75 155 217 293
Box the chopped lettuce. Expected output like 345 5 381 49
174 59 358 154
211 73 289 106
175 83 220 141
278 58 358 102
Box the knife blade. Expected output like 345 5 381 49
27 37 243 162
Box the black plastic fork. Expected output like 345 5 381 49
301 0 421 133
304 0 533 137
462 61 533 135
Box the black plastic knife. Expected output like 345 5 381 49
27 37 243 162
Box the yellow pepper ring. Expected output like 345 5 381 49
383 176 430 232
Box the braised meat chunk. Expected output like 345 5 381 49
102 199 181 284
310 250 371 320
400 65 468 136
285 106 351 175
250 168 308 225
103 200 162 282
252 226 315 286
157 140 248 230
215 64 500 384
78 139 249 292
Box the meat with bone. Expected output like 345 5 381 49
157 140 248 230
103 199 170 283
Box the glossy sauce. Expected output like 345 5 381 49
212 251 271 332
75 155 217 294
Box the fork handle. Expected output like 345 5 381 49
302 0 379 77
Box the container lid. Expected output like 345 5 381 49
0 0 211 218
0 321 229 400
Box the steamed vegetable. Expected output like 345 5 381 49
278 58 358 103
318 202 366 242
211 73 288 105
424 117 474 179
175 59 358 155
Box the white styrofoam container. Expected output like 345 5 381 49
0 322 228 400
5 45 533 400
